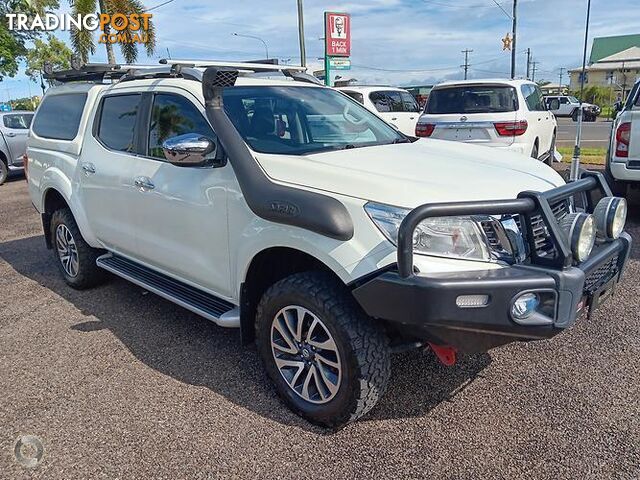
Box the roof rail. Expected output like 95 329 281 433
159 58 306 73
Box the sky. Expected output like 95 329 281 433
2 0 638 101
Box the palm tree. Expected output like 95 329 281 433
70 0 155 65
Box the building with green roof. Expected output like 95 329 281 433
589 34 640 64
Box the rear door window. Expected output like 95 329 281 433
32 93 87 140
426 86 517 114
3 113 33 129
400 91 420 112
522 84 546 111
96 94 141 153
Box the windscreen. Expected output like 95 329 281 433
426 85 517 114
223 86 405 155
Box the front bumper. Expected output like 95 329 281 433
352 172 632 353
353 234 631 353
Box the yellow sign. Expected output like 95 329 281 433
502 33 512 51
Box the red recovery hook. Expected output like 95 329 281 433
428 343 457 366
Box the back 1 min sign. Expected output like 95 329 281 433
325 12 350 57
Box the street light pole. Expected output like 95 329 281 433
232 32 269 59
570 0 592 182
297 0 306 67
510 0 517 79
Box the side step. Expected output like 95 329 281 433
96 253 240 328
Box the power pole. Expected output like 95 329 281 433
297 0 306 67
558 67 565 94
531 61 539 82
526 48 531 80
510 0 517 78
461 49 473 80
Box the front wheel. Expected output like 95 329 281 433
255 272 391 427
545 133 556 166
0 160 7 185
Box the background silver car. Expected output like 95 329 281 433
0 111 34 185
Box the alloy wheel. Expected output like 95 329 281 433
270 305 342 404
55 224 79 277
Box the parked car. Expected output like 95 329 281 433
337 85 420 136
544 95 600 121
27 62 631 427
606 78 640 194
416 79 559 164
0 110 34 184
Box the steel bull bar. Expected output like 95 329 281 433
353 171 632 353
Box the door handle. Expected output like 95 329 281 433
81 162 96 175
134 176 155 191
391 117 398 121
5 132 16 137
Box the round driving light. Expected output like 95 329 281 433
593 196 627 240
511 292 540 320
560 213 596 262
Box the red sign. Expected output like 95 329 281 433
325 12 350 57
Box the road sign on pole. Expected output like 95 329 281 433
324 12 351 86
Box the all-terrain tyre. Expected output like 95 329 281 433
0 159 7 185
255 272 391 428
50 208 107 289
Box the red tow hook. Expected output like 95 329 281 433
428 343 457 366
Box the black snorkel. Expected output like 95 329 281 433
201 67 354 241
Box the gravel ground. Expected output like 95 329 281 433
1 176 639 479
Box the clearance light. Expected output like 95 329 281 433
456 294 489 308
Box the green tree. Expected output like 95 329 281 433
25 34 73 84
70 0 156 64
11 96 40 110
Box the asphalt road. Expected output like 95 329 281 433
1 177 639 479
556 117 613 149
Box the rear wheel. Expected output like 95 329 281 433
0 160 7 185
255 272 391 427
571 109 579 121
50 208 107 289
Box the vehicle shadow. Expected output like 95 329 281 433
0 235 491 432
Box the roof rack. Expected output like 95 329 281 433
43 63 125 83
159 58 306 73
44 59 316 85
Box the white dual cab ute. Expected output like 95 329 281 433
336 85 421 137
607 78 640 190
416 79 559 164
27 61 631 427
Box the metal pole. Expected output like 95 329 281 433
510 0 517 79
531 61 538 82
558 67 565 94
461 49 473 80
570 0 592 182
526 48 531 80
297 0 306 67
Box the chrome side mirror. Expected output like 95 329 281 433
162 133 217 167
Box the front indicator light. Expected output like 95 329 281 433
593 196 627 240
511 292 539 320
560 213 596 262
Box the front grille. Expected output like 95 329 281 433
513 200 571 259
584 253 620 295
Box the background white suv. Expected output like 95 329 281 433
337 85 420 136
416 79 558 164
544 95 600 121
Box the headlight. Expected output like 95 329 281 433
593 196 627 240
559 213 596 262
364 202 490 261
